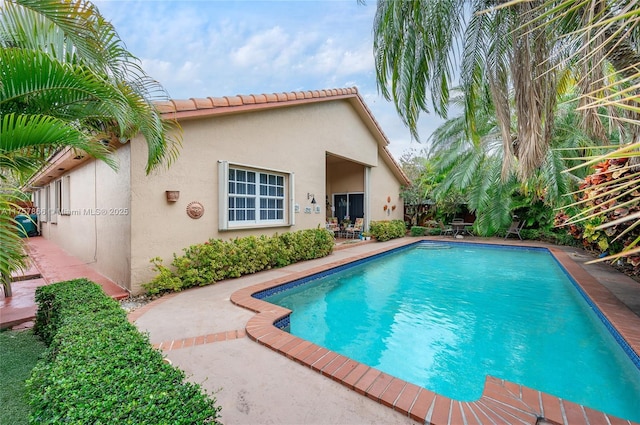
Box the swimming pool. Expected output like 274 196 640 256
261 242 640 422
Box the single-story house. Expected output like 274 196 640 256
26 87 410 294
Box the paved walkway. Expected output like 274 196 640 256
130 239 423 425
0 236 128 329
130 237 640 425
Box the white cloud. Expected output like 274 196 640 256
231 26 290 67
313 39 372 75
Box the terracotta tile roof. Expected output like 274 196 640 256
155 87 359 116
25 87 409 187
155 87 409 185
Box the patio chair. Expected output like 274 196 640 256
504 220 525 240
326 217 340 237
438 221 453 236
345 217 364 239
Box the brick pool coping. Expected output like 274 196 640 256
230 238 640 425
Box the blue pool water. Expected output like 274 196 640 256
264 242 640 421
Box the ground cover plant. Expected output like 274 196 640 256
0 330 46 425
27 279 221 424
369 220 407 241
145 228 335 295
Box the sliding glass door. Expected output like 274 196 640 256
333 193 364 221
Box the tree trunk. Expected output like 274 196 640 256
2 272 13 298
510 0 557 179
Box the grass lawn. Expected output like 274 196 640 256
0 329 46 425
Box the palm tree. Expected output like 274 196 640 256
374 0 560 179
0 0 180 296
427 91 601 236
525 0 640 261
374 0 640 260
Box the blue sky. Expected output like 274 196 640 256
93 0 448 158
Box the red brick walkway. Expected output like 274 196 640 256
0 236 128 329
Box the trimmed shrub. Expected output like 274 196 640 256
145 228 335 295
370 220 407 242
410 226 427 236
426 227 442 236
28 279 221 424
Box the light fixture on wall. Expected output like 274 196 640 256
307 193 316 204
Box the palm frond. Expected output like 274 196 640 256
1 113 115 168
374 0 467 139
0 189 29 296
6 0 134 78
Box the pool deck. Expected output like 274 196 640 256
129 236 640 425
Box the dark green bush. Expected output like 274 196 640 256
28 279 221 424
145 228 335 295
519 228 581 247
370 220 407 242
410 226 427 236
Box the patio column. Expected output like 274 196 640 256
364 166 371 231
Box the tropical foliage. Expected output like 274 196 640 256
398 150 435 226
374 0 640 262
0 0 179 296
374 0 562 179
417 92 598 236
557 157 640 270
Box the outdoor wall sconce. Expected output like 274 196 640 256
165 190 180 202
307 193 317 204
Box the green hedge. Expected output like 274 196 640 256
410 226 427 236
28 279 221 424
145 228 335 295
370 220 407 242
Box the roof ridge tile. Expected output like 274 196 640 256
157 87 361 114
254 94 267 104
240 94 256 104
191 98 214 109
225 95 243 107
211 97 229 107
171 99 197 111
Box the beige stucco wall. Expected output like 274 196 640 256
128 100 403 293
368 153 404 222
328 161 365 193
36 146 132 290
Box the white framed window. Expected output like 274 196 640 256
51 181 60 224
61 176 70 215
41 186 50 223
32 190 40 213
218 161 294 229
